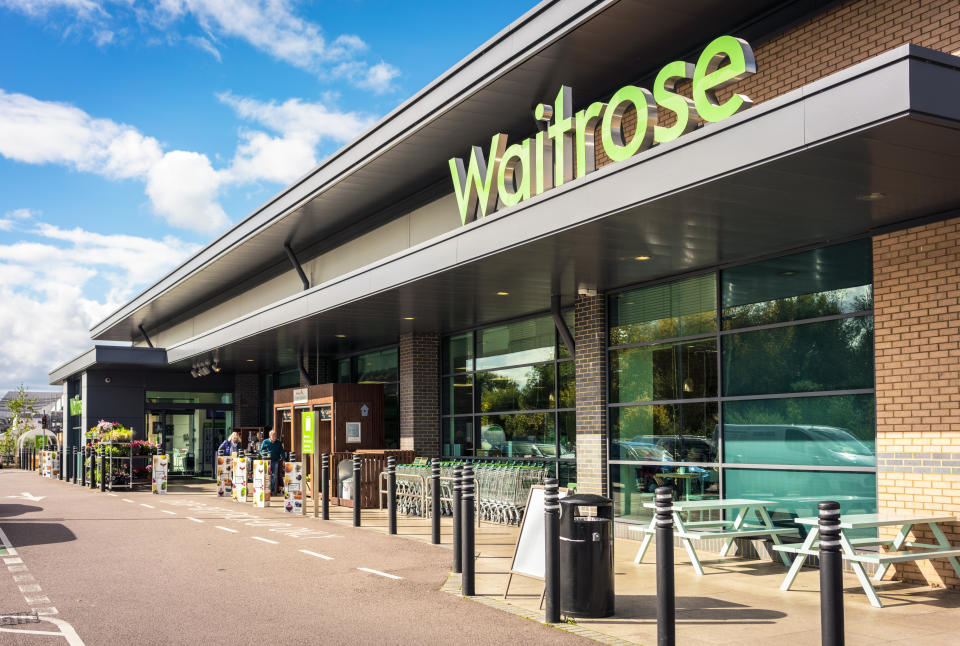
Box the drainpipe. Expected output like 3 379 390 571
284 243 310 291
551 295 575 358
138 324 154 348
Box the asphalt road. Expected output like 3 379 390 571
0 469 590 646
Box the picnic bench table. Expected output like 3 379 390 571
629 498 798 575
774 512 960 608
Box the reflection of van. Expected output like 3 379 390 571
722 424 874 466
637 435 715 462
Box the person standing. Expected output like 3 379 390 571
218 431 241 456
259 429 285 495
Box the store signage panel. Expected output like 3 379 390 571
302 411 316 454
449 35 756 225
293 388 308 404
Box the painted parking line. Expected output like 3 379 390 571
215 526 238 533
4 557 23 565
161 510 176 515
185 516 204 523
140 504 155 509
357 567 402 580
121 498 134 503
251 536 278 544
299 550 333 560
107 493 118 497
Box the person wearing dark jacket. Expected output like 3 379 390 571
259 429 285 495
217 431 241 456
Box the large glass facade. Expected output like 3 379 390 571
441 313 576 486
337 347 400 449
609 240 876 524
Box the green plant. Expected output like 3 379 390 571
1 385 38 456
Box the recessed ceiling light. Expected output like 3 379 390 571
496 291 509 296
779 270 797 276
403 316 415 320
246 359 255 362
634 255 651 261
335 334 347 338
856 192 886 202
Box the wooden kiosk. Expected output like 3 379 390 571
273 383 386 510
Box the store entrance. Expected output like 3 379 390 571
146 408 233 478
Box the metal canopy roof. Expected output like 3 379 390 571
90 0 831 342
157 46 960 376
49 346 169 385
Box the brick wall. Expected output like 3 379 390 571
874 215 960 590
399 333 440 456
595 0 960 169
575 293 608 495
233 373 259 428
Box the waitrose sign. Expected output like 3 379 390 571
449 35 756 225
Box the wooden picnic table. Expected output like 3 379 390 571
629 498 798 575
774 512 960 608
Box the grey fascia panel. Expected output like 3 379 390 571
88 0 612 340
48 348 98 385
165 47 958 364
48 346 168 384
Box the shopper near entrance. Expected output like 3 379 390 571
246 430 262 456
218 431 241 456
260 429 285 495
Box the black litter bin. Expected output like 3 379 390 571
559 493 615 618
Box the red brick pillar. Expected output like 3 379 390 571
575 293 608 495
874 216 960 590
399 333 440 456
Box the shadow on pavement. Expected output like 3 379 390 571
0 504 42 518
592 594 787 624
1 522 76 548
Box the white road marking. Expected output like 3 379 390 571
140 504 155 509
357 567 402 580
121 498 134 503
13 574 34 583
6 492 44 501
7 565 27 573
4 557 23 564
186 516 204 523
18 584 42 593
3 548 16 556
299 550 333 560
24 595 51 604
161 510 176 515
107 493 118 497
251 536 278 544
0 628 62 636
215 526 238 533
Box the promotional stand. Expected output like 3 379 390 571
216 454 233 497
253 459 270 507
152 454 168 495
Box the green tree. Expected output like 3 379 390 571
1 385 38 457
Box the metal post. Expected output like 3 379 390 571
80 447 86 487
544 477 561 623
387 456 397 535
353 454 361 527
819 501 845 646
99 445 106 492
72 446 78 484
656 486 675 646
321 453 330 521
88 446 97 489
452 465 463 574
431 458 441 544
461 464 475 596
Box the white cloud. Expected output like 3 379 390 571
0 219 199 389
6 208 38 220
0 219 14 231
218 91 375 185
146 150 228 230
1 0 400 93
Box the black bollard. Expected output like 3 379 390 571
655 486 675 646
819 501 845 646
452 464 463 574
99 446 107 492
387 456 397 535
89 446 97 489
431 458 441 545
80 447 86 487
544 477 561 623
73 446 79 484
321 453 330 521
353 454 361 527
461 464 475 596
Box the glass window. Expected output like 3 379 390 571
721 239 872 330
145 392 233 405
612 464 720 522
557 461 577 489
442 417 474 457
277 370 300 388
610 274 716 346
478 413 555 458
724 468 877 530
443 332 474 374
610 339 717 403
356 348 398 383
476 316 555 370
558 361 576 409
722 394 875 466
610 403 718 462
558 411 576 458
476 364 555 413
442 374 473 416
722 316 873 396
336 359 351 383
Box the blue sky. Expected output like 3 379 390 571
0 0 531 391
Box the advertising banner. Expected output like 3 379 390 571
216 455 233 497
301 411 316 454
39 451 52 477
252 459 270 508
152 454 168 495
283 461 303 514
233 457 247 502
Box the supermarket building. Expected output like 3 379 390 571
49 0 960 589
